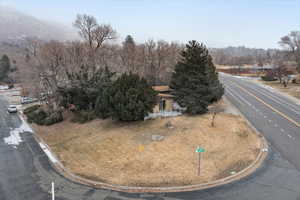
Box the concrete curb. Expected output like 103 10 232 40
20 107 268 193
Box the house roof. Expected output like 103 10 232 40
152 85 171 92
158 93 174 98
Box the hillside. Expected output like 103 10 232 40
0 6 77 43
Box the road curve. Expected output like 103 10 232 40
1 75 300 199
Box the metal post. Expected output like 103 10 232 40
52 182 55 200
198 152 201 176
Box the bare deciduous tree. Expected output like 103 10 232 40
279 31 300 73
74 14 116 52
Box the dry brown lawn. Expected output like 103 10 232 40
34 112 261 187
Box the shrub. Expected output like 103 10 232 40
23 105 41 115
261 70 277 81
26 108 48 125
43 111 63 126
95 86 113 119
24 106 63 126
110 73 157 121
261 75 277 81
71 110 96 123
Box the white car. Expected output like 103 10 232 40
7 105 18 113
21 97 38 104
0 85 9 90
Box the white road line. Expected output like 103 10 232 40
254 84 300 112
281 129 285 132
225 89 245 106
228 77 300 115
226 86 252 106
274 124 278 127
253 87 300 116
236 79 300 115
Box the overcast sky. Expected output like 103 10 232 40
1 0 300 49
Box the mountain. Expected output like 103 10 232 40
0 6 78 43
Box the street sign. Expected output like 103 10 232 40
196 147 205 153
196 147 205 176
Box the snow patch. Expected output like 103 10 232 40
19 116 33 133
39 142 58 163
3 115 33 147
145 111 182 120
4 129 22 146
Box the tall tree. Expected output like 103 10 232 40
0 55 11 81
279 31 300 72
74 14 116 53
121 35 137 73
170 41 224 114
110 73 157 121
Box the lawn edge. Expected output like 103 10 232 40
20 105 268 193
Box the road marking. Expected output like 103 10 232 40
249 82 300 113
225 89 245 106
227 87 252 106
268 119 272 123
274 124 278 127
231 81 300 128
281 129 285 132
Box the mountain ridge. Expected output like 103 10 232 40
0 6 78 43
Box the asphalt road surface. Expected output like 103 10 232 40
1 74 300 200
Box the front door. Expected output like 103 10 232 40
159 99 166 111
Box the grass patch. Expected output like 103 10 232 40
33 112 262 187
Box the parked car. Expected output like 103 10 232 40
21 97 38 104
0 85 9 90
7 105 17 113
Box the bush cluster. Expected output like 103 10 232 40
261 75 277 81
59 71 157 122
71 110 96 123
24 106 63 126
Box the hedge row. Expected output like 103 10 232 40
24 105 63 126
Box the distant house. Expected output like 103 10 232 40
146 86 182 119
152 86 174 113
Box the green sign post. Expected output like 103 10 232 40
196 146 205 176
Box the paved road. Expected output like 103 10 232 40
1 75 300 200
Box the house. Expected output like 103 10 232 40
152 86 174 113
145 86 182 120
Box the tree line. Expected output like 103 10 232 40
21 14 223 124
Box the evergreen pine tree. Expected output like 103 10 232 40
0 55 11 81
95 67 115 119
170 40 224 114
124 35 135 46
110 73 157 121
